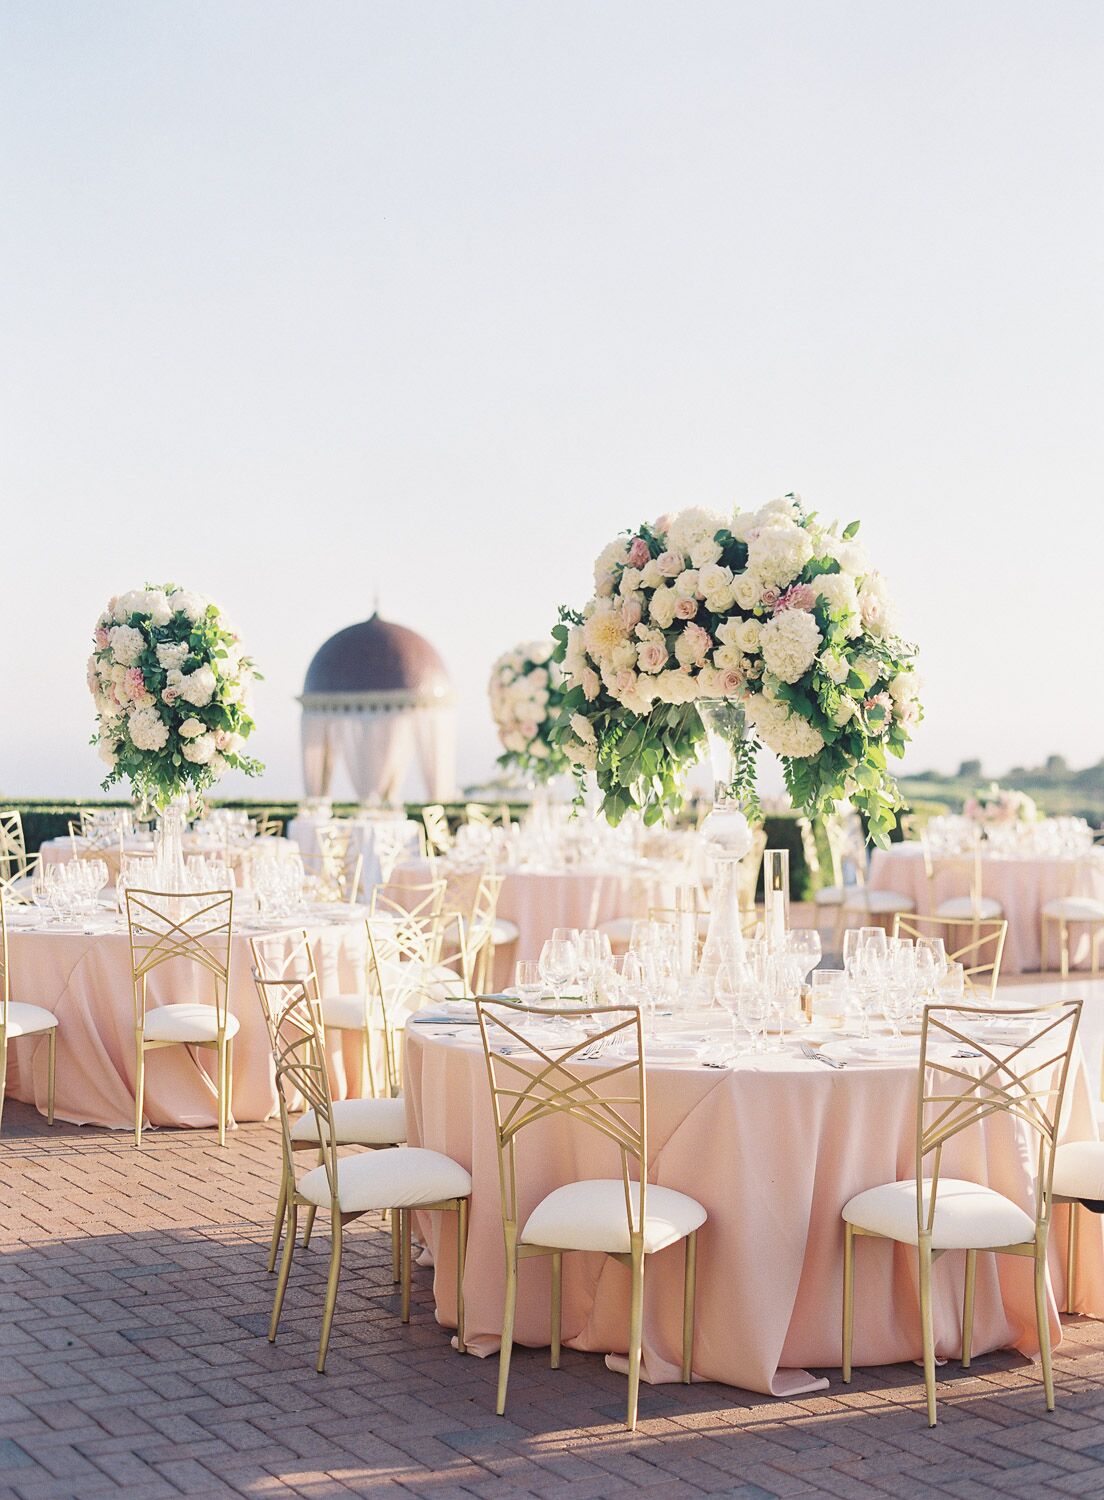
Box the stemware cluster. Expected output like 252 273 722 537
842 927 963 1039
32 860 109 921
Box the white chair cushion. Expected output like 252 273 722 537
521 1179 707 1255
813 885 845 906
298 1146 471 1212
143 1004 240 1044
842 889 917 915
934 895 1003 920
319 993 369 1030
3 1002 58 1038
1043 897 1104 922
291 1096 407 1147
843 1177 1034 1250
1053 1142 1104 1200
492 918 519 946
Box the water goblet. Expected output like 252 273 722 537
515 959 544 1007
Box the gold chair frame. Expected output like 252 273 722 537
257 973 468 1372
892 911 1009 1002
0 892 56 1130
842 998 1082 1426
366 907 469 1097
477 999 698 1432
1041 862 1104 978
126 888 235 1147
421 804 453 856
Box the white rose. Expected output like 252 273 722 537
833 698 857 726
182 732 216 764
97 740 118 768
819 652 849 685
639 560 663 590
673 569 700 600
858 572 895 638
648 586 677 629
690 536 723 569
759 610 823 684
619 567 642 596
697 563 733 599
178 717 206 739
169 589 207 623
569 712 596 745
732 572 764 611
735 618 761 653
143 589 173 626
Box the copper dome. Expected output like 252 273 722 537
302 614 450 698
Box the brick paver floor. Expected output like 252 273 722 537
1 1102 1103 1500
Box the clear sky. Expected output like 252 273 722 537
2 0 1102 802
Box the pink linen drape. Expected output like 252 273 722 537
404 1031 1104 1397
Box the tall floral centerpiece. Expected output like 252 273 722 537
488 640 569 782
550 495 921 971
88 585 263 885
964 783 1038 829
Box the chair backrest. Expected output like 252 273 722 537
0 892 9 1022
464 803 495 828
921 840 986 913
0 812 28 884
252 970 339 1199
476 1000 646 1242
892 911 1009 1001
825 813 866 890
300 850 363 905
370 877 446 938
251 812 283 839
365 911 469 1093
421 804 452 855
797 816 824 887
249 929 322 999
125 888 234 1028
915 999 1081 1239
373 820 423 882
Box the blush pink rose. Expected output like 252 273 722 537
627 537 651 569
621 596 643 629
94 627 109 648
681 623 711 664
674 597 698 620
656 550 684 578
721 668 744 694
613 668 638 698
653 513 670 533
582 668 601 700
637 641 667 673
760 586 781 608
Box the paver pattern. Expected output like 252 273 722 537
1 1102 1103 1500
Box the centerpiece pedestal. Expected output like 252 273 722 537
696 698 754 992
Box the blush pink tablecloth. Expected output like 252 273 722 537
4 918 372 1130
404 1028 1104 1397
869 846 1104 975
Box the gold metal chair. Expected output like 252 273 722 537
259 973 470 1371
921 839 1003 927
421 804 453 856
250 812 284 839
1041 862 1104 978
0 812 38 903
826 814 916 942
300 850 363 906
125 888 236 1147
892 912 1009 1002
842 998 1082 1425
0 892 58 1131
476 999 707 1431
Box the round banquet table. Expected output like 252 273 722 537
288 814 423 897
3 911 372 1130
39 834 300 888
403 1026 1104 1398
869 844 1104 974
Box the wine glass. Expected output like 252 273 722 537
539 934 576 1007
881 983 912 1042
737 975 772 1053
515 959 544 1007
715 958 749 1056
576 929 607 1002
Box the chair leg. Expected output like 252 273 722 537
842 1222 855 1382
1035 1239 1055 1411
391 1209 401 1283
217 1037 231 1147
270 1201 298 1342
303 1206 318 1249
46 1028 56 1126
962 1249 976 1367
267 1176 287 1273
918 1238 937 1427
550 1251 562 1369
134 1037 145 1147
317 1217 343 1373
360 1028 377 1100
0 1036 7 1137
496 1237 519 1416
1060 921 1070 979
456 1198 468 1355
400 1208 412 1323
626 1246 645 1431
1066 1203 1079 1316
1041 917 1049 974
682 1229 698 1384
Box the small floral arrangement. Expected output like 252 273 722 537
550 495 921 843
963 783 1038 827
488 640 568 781
88 585 263 807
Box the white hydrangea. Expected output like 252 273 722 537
156 640 190 670
819 651 849 685
664 508 725 559
746 518 814 589
731 495 801 543
745 695 825 758
127 706 169 752
143 589 173 626
179 665 217 707
107 624 145 667
169 589 207 622
815 572 861 636
182 733 216 764
759 610 822 684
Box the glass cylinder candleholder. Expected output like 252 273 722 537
763 848 790 952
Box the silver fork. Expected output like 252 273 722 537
800 1042 845 1069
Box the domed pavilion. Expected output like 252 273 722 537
298 613 455 803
